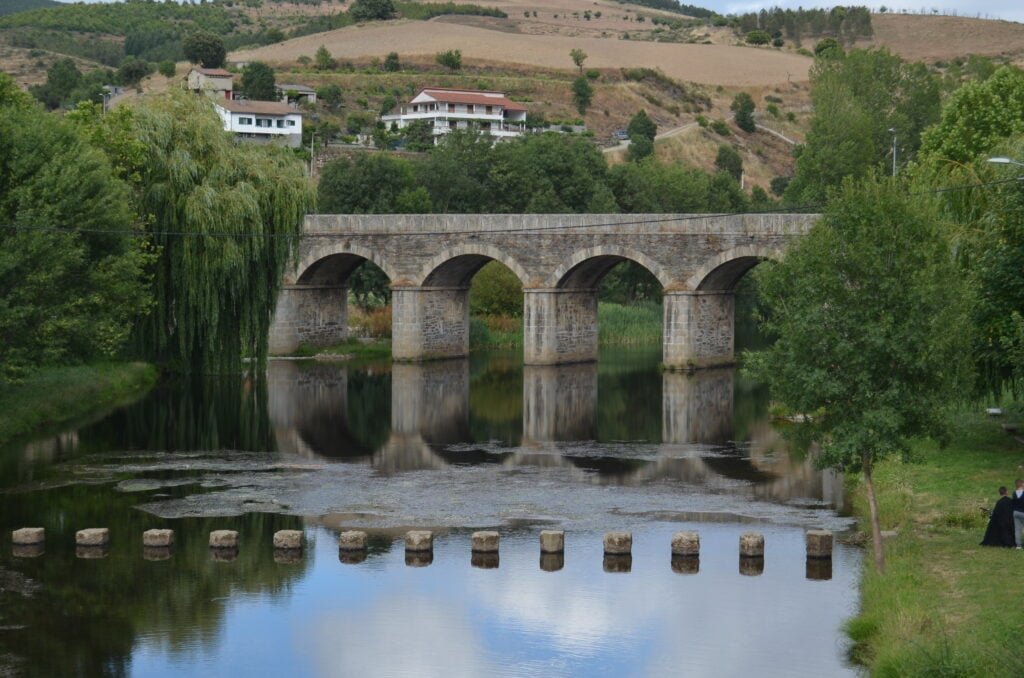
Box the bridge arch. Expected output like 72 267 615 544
295 243 396 286
416 244 530 288
547 246 672 289
685 244 782 292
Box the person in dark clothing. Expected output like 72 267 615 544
981 486 1016 547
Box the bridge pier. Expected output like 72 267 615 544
392 286 470 361
663 291 735 371
523 289 599 365
269 284 348 355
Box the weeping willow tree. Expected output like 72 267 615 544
124 92 314 373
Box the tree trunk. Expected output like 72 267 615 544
862 451 886 573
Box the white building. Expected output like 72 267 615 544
186 67 233 99
215 99 303 147
381 87 527 142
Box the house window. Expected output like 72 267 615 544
255 118 272 128
448 104 455 113
239 117 253 125
467 104 474 113
287 120 296 127
485 105 492 114
413 105 419 112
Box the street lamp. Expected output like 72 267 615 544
888 128 897 177
987 157 1024 168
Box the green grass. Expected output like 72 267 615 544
597 301 662 345
0 362 156 447
846 409 1024 675
470 302 663 350
292 339 392 361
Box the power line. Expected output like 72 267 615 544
0 176 1018 240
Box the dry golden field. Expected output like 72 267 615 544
231 19 814 86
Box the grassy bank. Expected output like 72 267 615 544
846 408 1024 675
0 362 157 446
292 339 392 361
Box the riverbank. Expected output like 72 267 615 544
845 409 1024 675
0 363 157 447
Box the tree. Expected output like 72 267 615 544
316 84 343 110
404 120 434 151
435 49 461 72
315 45 335 71
569 48 587 73
813 37 844 59
784 48 940 205
350 0 394 21
919 66 1024 165
730 92 756 133
240 62 276 101
0 81 152 382
715 144 743 181
157 60 176 78
183 31 225 69
114 92 314 373
572 76 593 114
318 153 423 214
746 176 971 573
116 56 152 87
626 109 656 161
383 51 401 72
745 30 771 45
29 58 81 109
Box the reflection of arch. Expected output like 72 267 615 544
686 245 781 292
296 244 396 285
548 246 671 289
417 244 530 287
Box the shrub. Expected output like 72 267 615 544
696 115 709 127
766 103 780 118
711 118 729 135
745 30 771 45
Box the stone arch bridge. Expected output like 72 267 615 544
270 213 817 369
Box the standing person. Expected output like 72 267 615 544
1013 479 1024 550
981 486 1015 547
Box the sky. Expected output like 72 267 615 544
59 0 1024 24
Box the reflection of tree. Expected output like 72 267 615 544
78 374 276 453
0 483 306 675
468 351 522 444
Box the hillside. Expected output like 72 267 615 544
0 0 59 19
869 13 1024 64
232 19 812 87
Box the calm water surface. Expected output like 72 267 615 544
0 347 860 677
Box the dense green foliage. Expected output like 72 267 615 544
626 109 656 161
0 0 58 18
395 1 507 19
469 261 523 317
350 0 395 21
748 177 971 570
735 6 872 46
102 92 314 373
240 61 277 101
436 49 462 71
183 30 226 68
28 58 109 110
730 91 756 133
785 48 940 205
0 0 234 35
571 76 593 114
0 76 153 383
715 144 743 181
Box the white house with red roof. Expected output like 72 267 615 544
214 99 303 147
381 87 527 142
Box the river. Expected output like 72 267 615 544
0 347 860 677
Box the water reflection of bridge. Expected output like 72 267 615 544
267 361 843 510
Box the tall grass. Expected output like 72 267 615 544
598 301 662 345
